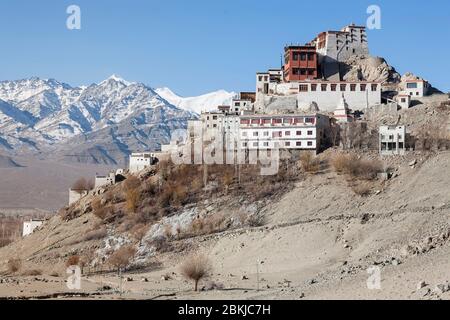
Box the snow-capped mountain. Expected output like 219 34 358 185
0 76 200 164
155 87 236 114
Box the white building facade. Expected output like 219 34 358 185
95 171 116 188
22 219 44 237
379 125 407 156
129 152 157 173
404 80 430 98
239 114 330 152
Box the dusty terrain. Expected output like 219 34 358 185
0 157 113 211
1 148 450 300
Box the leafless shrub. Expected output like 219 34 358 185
123 176 141 192
22 269 43 276
107 245 136 272
126 189 140 214
148 235 173 253
66 255 80 268
332 153 382 180
180 253 212 291
351 183 372 197
300 152 320 174
246 214 266 227
7 258 22 274
72 178 93 193
82 227 107 242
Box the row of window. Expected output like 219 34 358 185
242 130 314 138
242 141 314 148
241 117 315 125
291 68 316 76
299 83 378 92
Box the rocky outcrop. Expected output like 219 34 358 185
342 55 401 84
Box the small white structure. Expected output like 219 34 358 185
396 93 411 110
334 94 353 123
404 79 430 98
69 189 89 206
379 125 407 156
22 219 44 237
95 171 116 188
129 152 157 174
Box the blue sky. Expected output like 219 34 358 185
0 0 448 96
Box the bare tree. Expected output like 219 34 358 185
180 253 212 291
72 178 93 193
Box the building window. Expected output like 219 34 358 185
253 142 258 147
360 84 367 91
235 102 240 107
242 142 248 147
307 141 313 146
285 131 291 136
296 131 302 136
331 84 337 91
263 142 269 147
296 141 302 146
401 98 406 103
311 84 317 91
300 53 307 61
321 84 327 91
293 52 300 61
263 131 269 136
272 131 282 138
213 124 217 128
307 69 314 75
299 84 308 92
307 130 313 135
416 92 419 96
305 117 315 124
308 53 315 61
300 69 307 75
371 84 378 91
253 132 259 137
407 82 418 89
285 142 291 147
273 119 282 124
350 84 356 91
340 84 347 91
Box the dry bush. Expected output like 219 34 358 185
66 255 80 268
246 213 266 227
126 189 140 214
82 227 107 242
148 235 173 253
300 152 320 174
163 224 173 239
72 178 93 192
351 183 372 197
332 153 382 180
22 269 43 276
130 224 148 244
180 253 212 291
108 245 136 272
123 176 141 192
7 258 22 274
172 185 189 207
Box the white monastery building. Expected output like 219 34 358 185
129 152 157 173
239 114 331 152
22 219 44 237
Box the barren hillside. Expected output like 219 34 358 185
1 143 450 299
